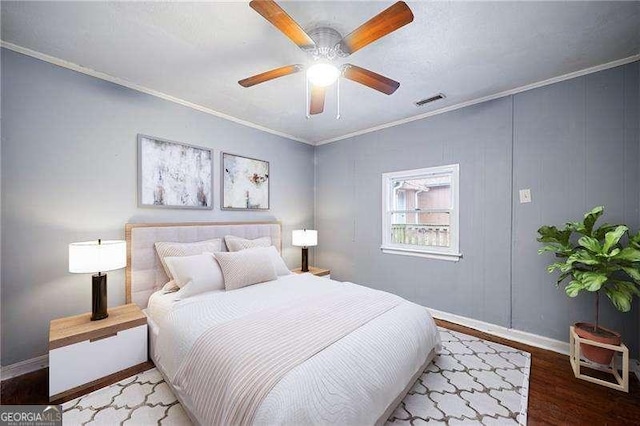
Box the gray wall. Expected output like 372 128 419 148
1 48 638 366
511 64 639 350
316 62 640 355
316 98 513 329
0 49 315 366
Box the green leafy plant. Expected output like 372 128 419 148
537 206 640 332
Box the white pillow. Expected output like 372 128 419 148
224 235 271 252
243 246 291 276
155 239 223 280
214 250 277 291
164 253 225 297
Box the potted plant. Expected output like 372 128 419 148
537 206 640 364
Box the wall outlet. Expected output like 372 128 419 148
519 189 532 203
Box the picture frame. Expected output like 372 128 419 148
137 134 213 209
221 152 270 210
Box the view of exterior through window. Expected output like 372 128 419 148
382 164 460 261
391 175 452 247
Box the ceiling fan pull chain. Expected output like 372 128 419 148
336 77 341 120
305 77 311 119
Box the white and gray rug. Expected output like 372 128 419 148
62 327 530 425
388 328 530 425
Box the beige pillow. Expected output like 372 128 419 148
214 250 277 291
224 235 271 252
155 239 222 280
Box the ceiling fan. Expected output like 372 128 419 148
238 0 414 117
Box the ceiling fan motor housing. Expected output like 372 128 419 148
307 27 343 60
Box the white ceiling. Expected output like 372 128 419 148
2 1 639 144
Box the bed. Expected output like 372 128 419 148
126 221 441 425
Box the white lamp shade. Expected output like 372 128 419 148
292 230 318 247
69 240 127 273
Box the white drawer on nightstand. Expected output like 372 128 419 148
49 324 147 397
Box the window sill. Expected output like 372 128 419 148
380 246 462 262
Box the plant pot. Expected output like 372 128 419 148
574 322 621 365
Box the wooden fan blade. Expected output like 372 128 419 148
338 1 413 55
250 0 316 50
342 64 400 95
309 85 326 115
238 64 302 87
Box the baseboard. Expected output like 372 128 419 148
3 310 639 383
633 359 640 382
428 308 571 355
428 308 640 380
1 354 48 381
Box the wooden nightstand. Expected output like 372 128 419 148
49 304 148 401
291 266 330 278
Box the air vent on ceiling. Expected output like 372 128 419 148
414 93 446 107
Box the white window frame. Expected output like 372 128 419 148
381 164 461 262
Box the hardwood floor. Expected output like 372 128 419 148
1 322 639 425
1 361 154 405
1 367 49 405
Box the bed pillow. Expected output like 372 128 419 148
161 280 179 293
214 250 277 291
155 239 223 279
243 246 291 276
224 235 271 252
163 253 225 297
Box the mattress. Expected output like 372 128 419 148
146 290 176 324
147 286 227 327
149 273 441 425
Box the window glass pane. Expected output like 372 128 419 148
390 212 451 247
395 190 406 210
391 176 451 210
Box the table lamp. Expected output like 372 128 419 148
69 239 126 321
292 229 317 272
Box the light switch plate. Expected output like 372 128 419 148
519 189 532 203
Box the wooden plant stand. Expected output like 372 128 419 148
569 325 629 392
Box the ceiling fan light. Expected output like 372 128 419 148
307 63 340 87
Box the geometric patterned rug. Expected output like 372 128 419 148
387 328 530 425
62 327 530 425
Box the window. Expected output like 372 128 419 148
381 164 460 261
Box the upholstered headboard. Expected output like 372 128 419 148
125 222 282 308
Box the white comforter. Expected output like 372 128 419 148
151 273 441 425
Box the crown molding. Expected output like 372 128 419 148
315 53 640 146
3 41 637 147
0 41 313 146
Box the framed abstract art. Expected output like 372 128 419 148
221 152 270 210
137 134 213 209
